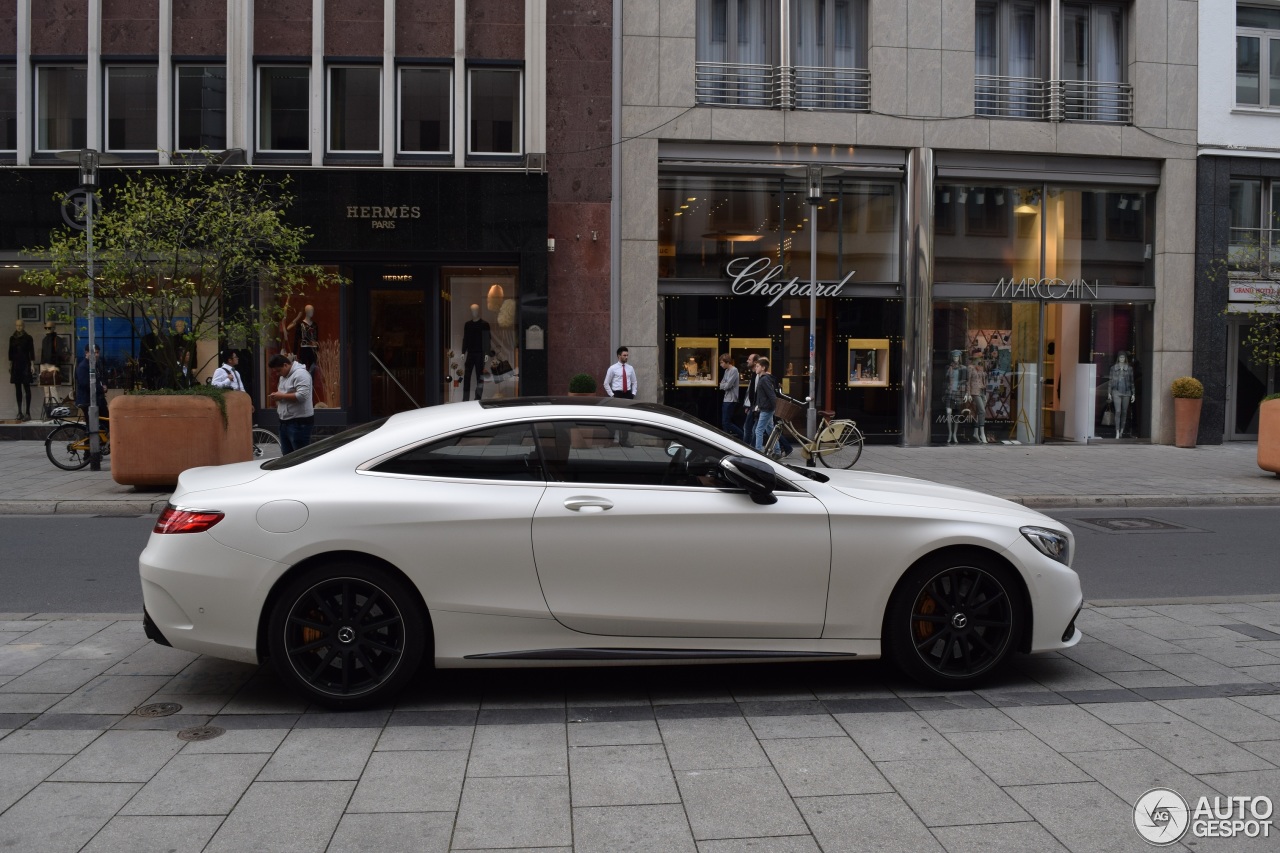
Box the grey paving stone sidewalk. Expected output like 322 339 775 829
0 437 1277 515
3 603 1280 852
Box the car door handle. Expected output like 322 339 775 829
563 496 613 513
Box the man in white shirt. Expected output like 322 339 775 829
603 346 637 399
211 349 245 392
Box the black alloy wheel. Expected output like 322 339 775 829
268 563 426 709
886 555 1020 689
45 423 90 470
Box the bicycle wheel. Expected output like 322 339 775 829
816 421 864 469
252 427 282 459
46 424 91 471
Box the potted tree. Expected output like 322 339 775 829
23 156 344 486
568 373 598 396
1261 393 1280 476
1170 377 1204 449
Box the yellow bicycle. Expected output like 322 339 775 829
762 393 864 468
44 408 110 471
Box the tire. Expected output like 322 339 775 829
884 552 1022 689
251 427 282 459
816 422 864 469
267 562 428 710
45 424 90 471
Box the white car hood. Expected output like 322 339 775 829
171 460 271 503
820 469 1049 520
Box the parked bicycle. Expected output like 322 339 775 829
44 407 110 471
251 426 282 459
761 392 864 469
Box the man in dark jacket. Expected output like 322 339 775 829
752 356 777 451
741 353 759 446
75 345 108 424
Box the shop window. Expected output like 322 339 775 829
468 68 521 156
263 267 346 410
106 66 158 153
1229 178 1280 277
1237 4 1280 107
442 267 522 402
399 66 451 154
975 1 1045 118
0 66 15 151
258 66 310 153
175 66 227 150
328 66 381 154
372 422 542 481
35 66 87 152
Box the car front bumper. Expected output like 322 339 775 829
1001 534 1084 654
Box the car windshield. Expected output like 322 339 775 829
260 418 389 470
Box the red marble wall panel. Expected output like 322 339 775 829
325 0 382 56
546 0 612 392
395 0 452 58
0 0 16 55
255 0 312 56
173 0 227 56
102 0 159 55
466 0 523 61
31 0 88 55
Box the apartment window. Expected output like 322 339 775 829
696 0 777 106
328 66 381 153
258 66 310 153
468 68 521 156
399 67 451 154
0 66 15 151
1229 179 1280 276
176 66 226 150
105 65 158 152
791 0 868 110
1060 2 1126 121
975 1 1044 117
1237 4 1280 107
35 66 87 151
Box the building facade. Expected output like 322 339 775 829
0 0 615 426
618 0 1197 446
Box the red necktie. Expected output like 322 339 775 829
622 367 628 393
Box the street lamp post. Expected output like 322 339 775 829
80 149 102 471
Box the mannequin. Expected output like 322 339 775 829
288 305 319 372
943 350 968 445
39 321 65 413
966 351 989 444
8 319 35 420
1109 352 1135 439
461 303 490 401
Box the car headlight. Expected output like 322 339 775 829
1021 526 1071 566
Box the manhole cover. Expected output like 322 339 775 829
134 702 182 718
1075 517 1195 533
177 725 225 742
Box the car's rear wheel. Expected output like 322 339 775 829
267 562 427 709
885 553 1021 689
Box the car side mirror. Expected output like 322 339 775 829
719 455 778 505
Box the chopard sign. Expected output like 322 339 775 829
991 277 1100 299
346 205 422 230
725 257 855 307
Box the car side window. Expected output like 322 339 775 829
370 422 543 481
537 420 729 488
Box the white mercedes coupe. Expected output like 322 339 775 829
140 398 1082 709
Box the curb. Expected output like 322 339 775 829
0 500 168 516
1013 494 1280 509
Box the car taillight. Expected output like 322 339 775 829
153 506 225 534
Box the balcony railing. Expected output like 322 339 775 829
1229 227 1280 277
695 62 869 111
974 76 1132 124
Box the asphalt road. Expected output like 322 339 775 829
0 506 1277 613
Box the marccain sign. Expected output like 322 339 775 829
725 257 855 307
991 277 1100 299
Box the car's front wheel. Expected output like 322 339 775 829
267 562 427 709
885 553 1022 689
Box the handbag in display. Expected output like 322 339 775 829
39 366 60 386
491 358 514 377
1101 400 1114 426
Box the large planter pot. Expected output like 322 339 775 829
111 391 253 487
1173 397 1203 448
566 390 597 397
1260 398 1280 476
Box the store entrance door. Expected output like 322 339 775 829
361 268 440 419
1227 317 1276 439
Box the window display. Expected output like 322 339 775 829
729 337 771 385
266 269 344 409
675 336 719 387
443 267 520 402
847 338 888 386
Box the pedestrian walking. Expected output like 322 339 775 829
603 346 637 399
717 352 742 437
268 353 314 454
741 353 759 445
752 356 778 452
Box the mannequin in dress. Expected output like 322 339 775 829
966 350 989 444
39 321 65 412
288 305 319 372
1109 352 1135 439
943 350 968 445
461 303 490 401
8 319 35 420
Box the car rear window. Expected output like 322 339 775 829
260 418 389 470
369 422 542 481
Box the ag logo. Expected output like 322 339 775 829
1134 788 1190 845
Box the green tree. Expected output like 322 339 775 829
1212 228 1280 375
21 160 345 390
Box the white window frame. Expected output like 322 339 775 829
467 67 523 158
256 65 311 154
326 65 382 155
33 64 88 153
397 66 453 156
104 64 159 154
173 64 227 152
1237 5 1280 108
